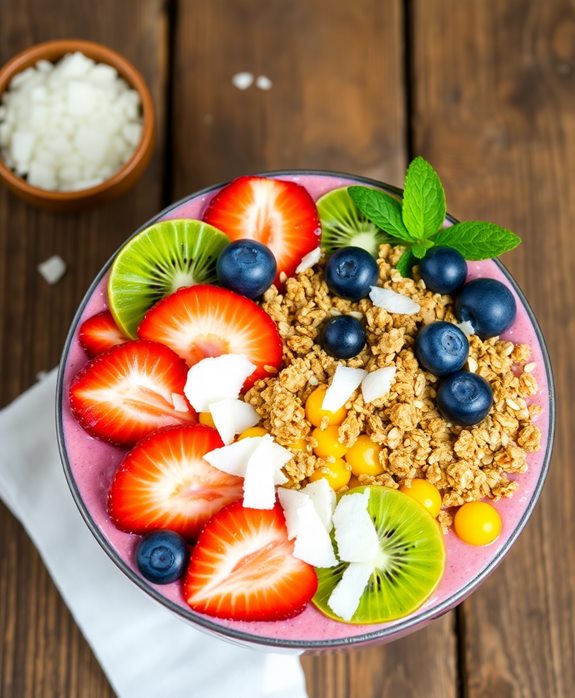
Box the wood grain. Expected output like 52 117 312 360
172 2 457 696
0 1 168 696
412 0 574 695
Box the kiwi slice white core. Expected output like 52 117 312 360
313 486 445 624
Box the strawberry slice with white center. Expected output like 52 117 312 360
202 176 321 282
108 425 243 539
79 310 128 357
69 339 196 447
184 501 318 621
138 285 282 386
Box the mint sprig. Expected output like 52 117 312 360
432 222 521 259
402 157 446 238
348 187 414 242
348 156 522 276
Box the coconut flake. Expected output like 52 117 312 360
255 75 273 90
333 490 380 563
301 479 336 532
369 286 420 315
38 255 66 284
361 366 397 403
204 435 289 485
171 393 190 413
295 247 321 273
322 365 367 412
327 561 374 621
232 72 254 90
183 354 256 411
208 398 260 445
457 320 476 337
243 436 277 509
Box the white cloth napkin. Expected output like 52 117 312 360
0 371 307 698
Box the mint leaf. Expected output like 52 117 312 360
402 157 446 238
411 239 434 259
433 221 521 260
348 186 415 242
395 249 416 278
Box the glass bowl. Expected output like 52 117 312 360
57 171 555 651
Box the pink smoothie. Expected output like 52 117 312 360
58 173 554 650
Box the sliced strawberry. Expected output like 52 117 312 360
137 285 282 386
108 425 243 539
184 501 318 621
79 310 127 357
69 340 196 447
203 176 321 282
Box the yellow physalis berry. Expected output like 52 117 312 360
290 438 308 452
399 479 442 518
238 426 268 440
345 435 383 477
305 385 346 427
454 501 502 546
312 426 348 458
309 457 351 491
199 412 216 428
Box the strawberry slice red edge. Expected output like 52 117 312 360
184 500 318 621
137 284 283 388
79 310 127 357
69 339 196 447
202 176 321 283
108 424 243 540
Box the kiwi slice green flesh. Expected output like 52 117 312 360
317 187 395 257
313 486 445 624
108 219 229 338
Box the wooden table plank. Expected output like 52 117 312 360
173 2 457 697
0 2 168 696
412 0 574 694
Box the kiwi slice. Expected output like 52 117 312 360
108 219 229 337
313 486 445 624
317 187 395 257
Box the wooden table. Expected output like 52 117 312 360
0 1 572 695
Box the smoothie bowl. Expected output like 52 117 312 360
57 160 554 651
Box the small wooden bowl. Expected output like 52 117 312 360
0 39 155 212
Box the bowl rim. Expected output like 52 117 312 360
56 170 556 649
0 38 154 202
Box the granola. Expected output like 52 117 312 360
245 244 542 531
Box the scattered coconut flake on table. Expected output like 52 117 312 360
361 366 397 403
183 354 256 411
369 286 420 314
231 72 254 90
37 255 66 284
0 52 144 192
295 247 321 274
327 562 374 621
208 398 260 445
457 320 476 337
255 75 273 90
322 365 367 412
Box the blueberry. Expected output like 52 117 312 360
325 247 379 301
136 530 188 584
419 246 467 294
319 315 366 359
437 371 494 426
415 322 469 376
455 278 516 339
217 239 277 298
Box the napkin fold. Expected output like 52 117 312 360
0 371 307 698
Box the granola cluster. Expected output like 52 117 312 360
245 245 542 532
